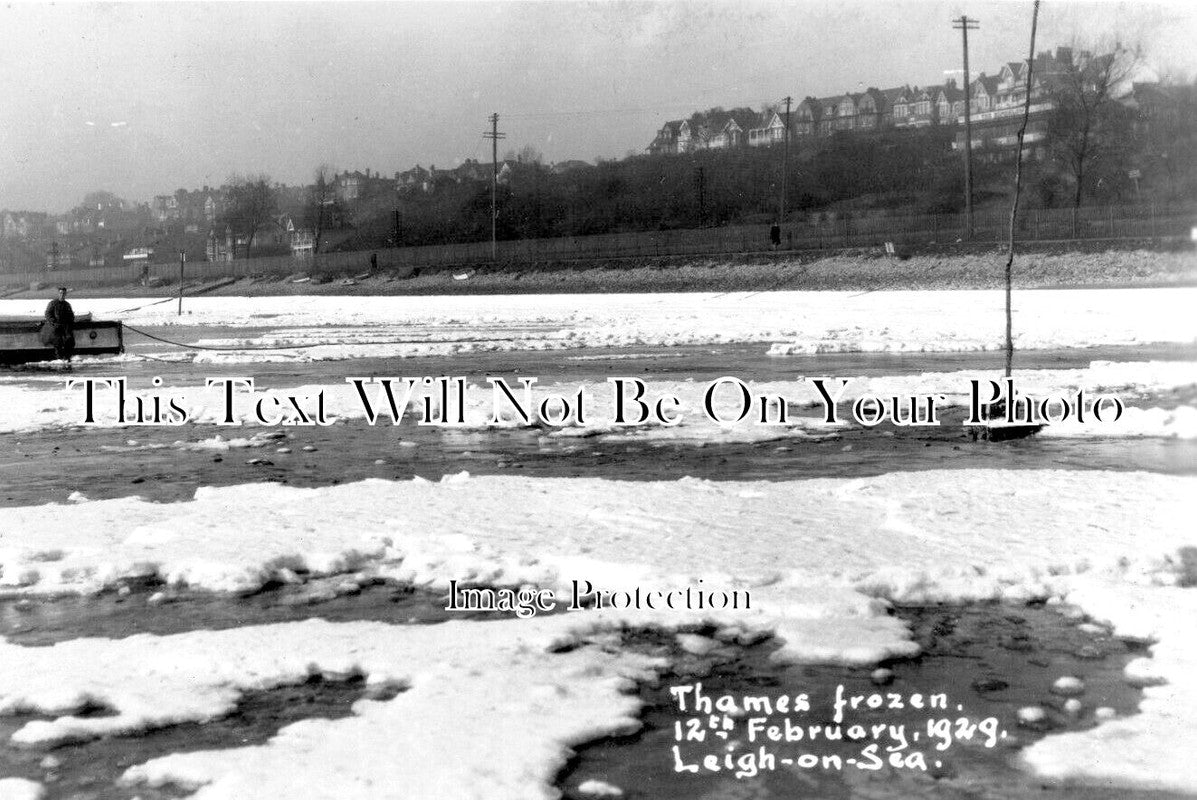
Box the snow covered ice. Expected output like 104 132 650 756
0 285 1193 798
0 469 1194 796
3 287 1194 362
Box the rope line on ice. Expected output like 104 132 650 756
122 324 516 352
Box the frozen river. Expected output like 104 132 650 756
0 288 1194 800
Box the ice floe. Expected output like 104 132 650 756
0 470 1193 793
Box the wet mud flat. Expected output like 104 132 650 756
0 587 1173 800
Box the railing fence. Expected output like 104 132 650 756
4 202 1193 288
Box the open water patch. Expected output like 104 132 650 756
557 601 1184 800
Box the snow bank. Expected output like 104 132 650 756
0 470 1190 600
1020 579 1197 793
0 779 44 800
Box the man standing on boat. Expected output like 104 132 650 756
43 286 76 364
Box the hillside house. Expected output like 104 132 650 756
677 119 709 151
454 159 490 182
337 171 365 201
203 194 220 223
895 86 938 128
818 95 857 135
748 110 788 146
878 86 907 127
647 120 685 155
969 74 1001 114
793 97 822 137
936 82 965 125
336 170 391 202
954 50 1074 157
706 110 758 149
854 88 889 131
151 195 179 222
396 165 432 193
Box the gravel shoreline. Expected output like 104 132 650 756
21 248 1197 299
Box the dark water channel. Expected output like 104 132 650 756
2 402 1194 509
2 341 1194 508
558 603 1181 800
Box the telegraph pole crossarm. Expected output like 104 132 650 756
953 14 980 241
482 113 507 262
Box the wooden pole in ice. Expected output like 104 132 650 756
1003 0 1041 378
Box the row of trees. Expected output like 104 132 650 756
318 127 965 252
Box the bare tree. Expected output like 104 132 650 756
1048 42 1139 209
305 165 336 255
516 145 543 165
221 174 277 258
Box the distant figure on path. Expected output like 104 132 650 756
770 223 781 250
43 286 76 363
370 252 378 272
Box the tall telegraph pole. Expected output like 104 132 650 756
483 112 506 260
953 15 979 240
780 95 793 226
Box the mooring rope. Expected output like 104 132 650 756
114 296 182 315
121 323 522 352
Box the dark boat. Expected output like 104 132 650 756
0 314 124 365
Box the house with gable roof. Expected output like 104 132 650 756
706 108 759 149
854 88 890 130
935 81 966 125
396 165 432 193
793 97 822 137
954 49 1081 158
879 86 908 127
647 120 685 155
817 94 856 135
677 118 714 152
969 74 1003 114
748 110 788 146
891 86 916 127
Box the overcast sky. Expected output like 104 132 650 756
2 1 1194 212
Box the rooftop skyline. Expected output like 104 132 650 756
2 1 1194 213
